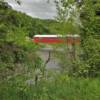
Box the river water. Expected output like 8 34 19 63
37 48 60 70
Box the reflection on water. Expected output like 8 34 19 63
37 49 60 69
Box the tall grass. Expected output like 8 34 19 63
0 73 100 100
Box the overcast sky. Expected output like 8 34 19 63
5 0 57 19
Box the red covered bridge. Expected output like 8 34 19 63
32 34 80 44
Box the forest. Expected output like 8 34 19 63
0 0 100 100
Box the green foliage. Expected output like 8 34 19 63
51 0 100 78
80 0 100 77
55 0 75 22
0 73 100 100
55 0 81 28
0 1 43 83
0 1 100 99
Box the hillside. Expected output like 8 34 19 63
0 1 80 43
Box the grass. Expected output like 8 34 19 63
0 74 100 100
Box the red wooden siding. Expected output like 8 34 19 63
32 35 80 44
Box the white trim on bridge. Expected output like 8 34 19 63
34 34 80 38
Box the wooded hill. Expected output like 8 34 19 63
0 1 80 42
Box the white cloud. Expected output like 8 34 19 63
5 0 56 19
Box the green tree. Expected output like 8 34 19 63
55 0 81 34
55 0 81 25
80 0 100 77
54 0 100 77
